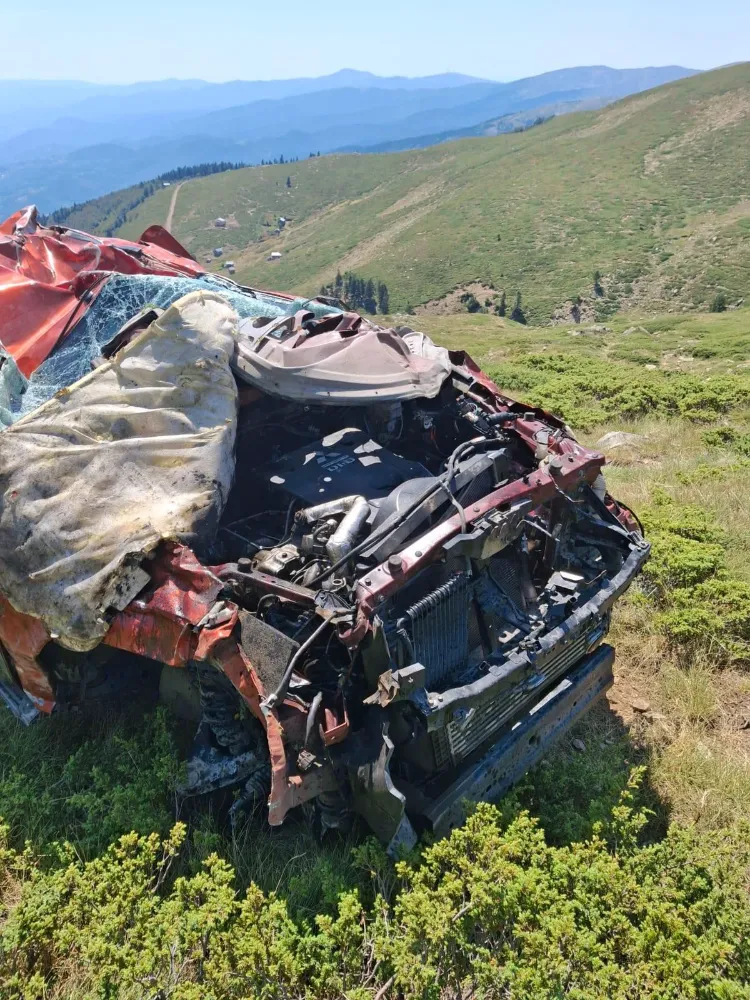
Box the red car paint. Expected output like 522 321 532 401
0 207 621 829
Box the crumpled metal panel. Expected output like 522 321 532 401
0 595 54 712
233 310 452 404
103 543 225 667
0 205 204 377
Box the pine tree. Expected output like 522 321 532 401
286 176 292 188
363 279 377 314
497 291 507 317
510 292 526 324
377 282 389 314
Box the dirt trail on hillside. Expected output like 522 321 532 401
165 183 184 233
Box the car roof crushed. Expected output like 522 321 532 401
0 207 455 650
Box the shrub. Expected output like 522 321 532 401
710 292 728 313
656 578 750 660
488 354 750 429
0 708 181 857
703 425 750 457
459 291 481 313
639 492 750 663
2 775 750 999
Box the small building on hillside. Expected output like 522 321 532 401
214 217 227 228
213 247 223 258
266 251 282 262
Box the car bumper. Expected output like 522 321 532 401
422 641 615 838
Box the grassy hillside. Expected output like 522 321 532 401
46 179 159 236
1 306 750 997
63 62 750 324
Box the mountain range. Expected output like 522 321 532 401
65 62 748 326
0 65 697 217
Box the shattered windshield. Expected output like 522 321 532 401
0 273 340 425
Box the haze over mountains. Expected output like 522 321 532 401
0 65 697 217
63 63 748 326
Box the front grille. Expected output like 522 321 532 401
400 573 471 687
432 622 604 768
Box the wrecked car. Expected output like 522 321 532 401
0 206 649 851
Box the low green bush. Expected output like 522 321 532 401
639 491 750 662
507 727 651 845
487 354 750 429
1 773 749 999
703 425 750 457
675 461 750 485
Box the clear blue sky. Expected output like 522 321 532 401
3 0 747 83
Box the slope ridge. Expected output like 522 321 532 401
66 64 750 323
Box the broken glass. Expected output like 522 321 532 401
0 274 340 424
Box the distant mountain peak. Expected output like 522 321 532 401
0 63 702 217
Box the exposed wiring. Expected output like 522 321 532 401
225 509 286 529
439 480 468 534
282 499 299 542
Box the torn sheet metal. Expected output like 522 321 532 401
234 310 452 404
0 205 205 377
104 543 228 667
0 290 239 651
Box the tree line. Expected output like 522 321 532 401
259 154 303 166
461 289 526 323
45 161 247 230
320 271 389 314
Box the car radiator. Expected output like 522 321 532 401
397 573 472 688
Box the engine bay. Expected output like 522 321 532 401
208 372 644 827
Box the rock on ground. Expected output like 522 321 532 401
596 431 647 450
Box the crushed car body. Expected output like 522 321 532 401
0 206 649 849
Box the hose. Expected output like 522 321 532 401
304 690 324 747
261 617 331 710
306 436 489 587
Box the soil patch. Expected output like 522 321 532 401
416 282 501 315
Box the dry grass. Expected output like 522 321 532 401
615 610 750 834
571 401 750 831
659 661 720 725
652 728 750 829
581 413 750 584
603 603 750 830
